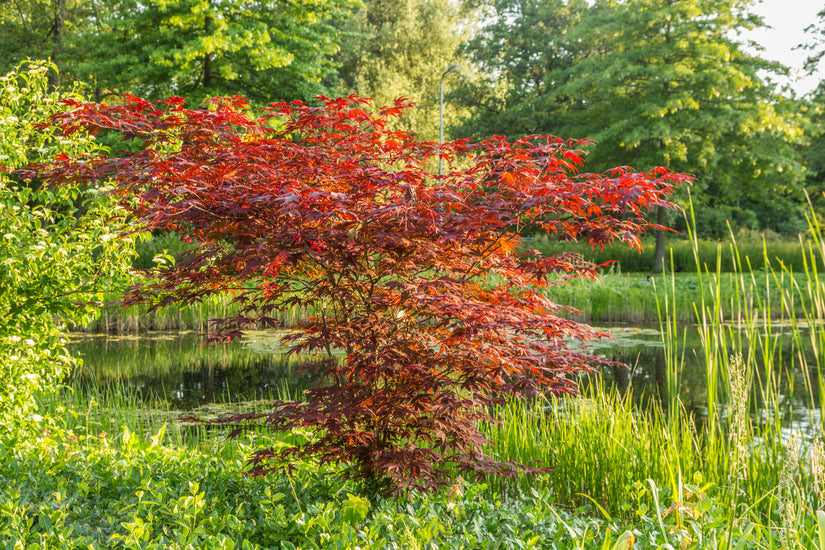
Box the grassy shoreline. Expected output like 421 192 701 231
72 269 818 332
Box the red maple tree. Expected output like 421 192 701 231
36 94 688 492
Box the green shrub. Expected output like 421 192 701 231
0 62 134 435
132 231 196 270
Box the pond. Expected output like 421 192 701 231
66 325 823 438
66 330 320 410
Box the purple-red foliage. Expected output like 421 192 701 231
34 94 689 492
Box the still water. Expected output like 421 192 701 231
66 331 319 410
66 325 823 436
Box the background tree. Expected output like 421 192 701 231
801 7 825 216
802 6 825 84
332 0 475 140
461 0 807 271
0 0 354 105
0 0 89 89
457 0 591 138
76 0 355 104
39 94 684 492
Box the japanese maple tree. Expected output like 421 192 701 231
35 94 688 492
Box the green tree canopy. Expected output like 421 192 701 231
457 0 590 138
460 0 808 247
802 5 825 92
0 0 354 104
332 0 475 140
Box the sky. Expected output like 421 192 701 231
741 0 823 96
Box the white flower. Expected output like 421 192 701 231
23 339 34 346
9 335 21 343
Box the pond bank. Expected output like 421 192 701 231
69 271 819 332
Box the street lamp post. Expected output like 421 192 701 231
439 64 460 176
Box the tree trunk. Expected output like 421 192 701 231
651 9 673 275
202 15 213 89
47 0 67 90
651 205 666 274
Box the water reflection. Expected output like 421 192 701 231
67 326 823 439
585 325 823 439
67 331 319 410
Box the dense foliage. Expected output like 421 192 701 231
460 0 808 240
332 0 473 141
0 62 134 435
0 0 354 104
35 94 684 491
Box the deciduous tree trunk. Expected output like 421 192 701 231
47 0 67 90
652 205 666 274
202 14 213 89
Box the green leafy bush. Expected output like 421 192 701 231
3 424 824 549
132 231 195 270
0 61 135 435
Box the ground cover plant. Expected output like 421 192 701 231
32 93 685 492
6 379 825 549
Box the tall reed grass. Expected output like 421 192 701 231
538 267 814 324
74 260 818 332
70 291 315 333
484 198 825 536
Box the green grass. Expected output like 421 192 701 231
79 269 815 332
528 230 825 274
538 268 819 324
73 232 823 332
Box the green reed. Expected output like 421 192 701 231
782 202 825 440
481 380 701 513
72 290 316 333
485 199 825 527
